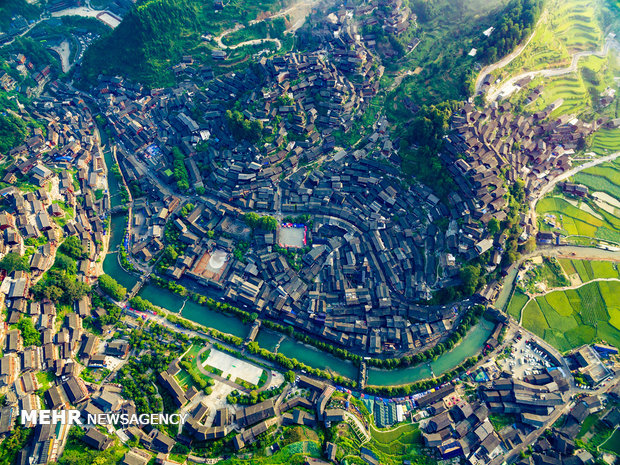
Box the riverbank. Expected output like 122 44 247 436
125 277 500 394
366 317 495 386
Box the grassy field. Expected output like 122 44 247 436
601 428 620 455
521 280 620 351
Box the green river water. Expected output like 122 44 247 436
366 317 495 386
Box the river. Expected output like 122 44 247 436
366 318 495 386
256 328 358 379
494 267 519 311
101 144 138 290
137 284 250 339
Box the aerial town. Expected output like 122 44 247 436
0 0 618 464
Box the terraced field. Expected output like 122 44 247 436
500 0 601 78
527 52 618 119
531 73 589 117
533 159 620 244
536 196 620 243
367 424 426 465
521 280 620 351
554 1 602 52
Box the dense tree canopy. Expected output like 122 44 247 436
171 147 190 191
226 110 263 143
31 268 90 305
129 295 157 313
400 102 459 202
98 274 127 301
480 0 544 63
17 318 41 347
59 236 86 260
244 213 278 231
0 252 29 274
0 113 27 154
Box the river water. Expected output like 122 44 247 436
366 318 495 386
102 145 138 290
137 284 250 339
255 328 358 379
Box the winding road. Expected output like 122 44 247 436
474 11 547 95
485 34 620 102
213 0 318 50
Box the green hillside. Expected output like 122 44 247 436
0 0 41 31
79 0 284 87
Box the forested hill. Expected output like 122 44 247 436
480 0 544 63
80 0 203 86
79 0 284 87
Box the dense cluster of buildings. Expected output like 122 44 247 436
420 366 587 464
443 100 596 241
1 93 109 284
86 10 495 357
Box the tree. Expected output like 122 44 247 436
17 318 41 346
460 264 481 295
488 218 501 235
54 253 77 274
284 370 296 383
171 147 190 191
0 252 29 274
98 274 127 300
129 296 157 313
258 215 278 231
522 236 536 254
0 113 27 153
243 212 260 228
510 178 526 204
59 236 85 260
162 245 178 264
225 110 263 143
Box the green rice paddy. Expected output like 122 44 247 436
507 289 530 320
520 280 620 351
537 195 620 244
559 259 620 283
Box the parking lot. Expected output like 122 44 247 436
497 333 554 379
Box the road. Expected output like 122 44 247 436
485 34 620 102
528 151 620 235
474 11 547 94
214 0 318 50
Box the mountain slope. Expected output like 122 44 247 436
79 0 284 87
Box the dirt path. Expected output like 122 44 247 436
518 277 620 325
